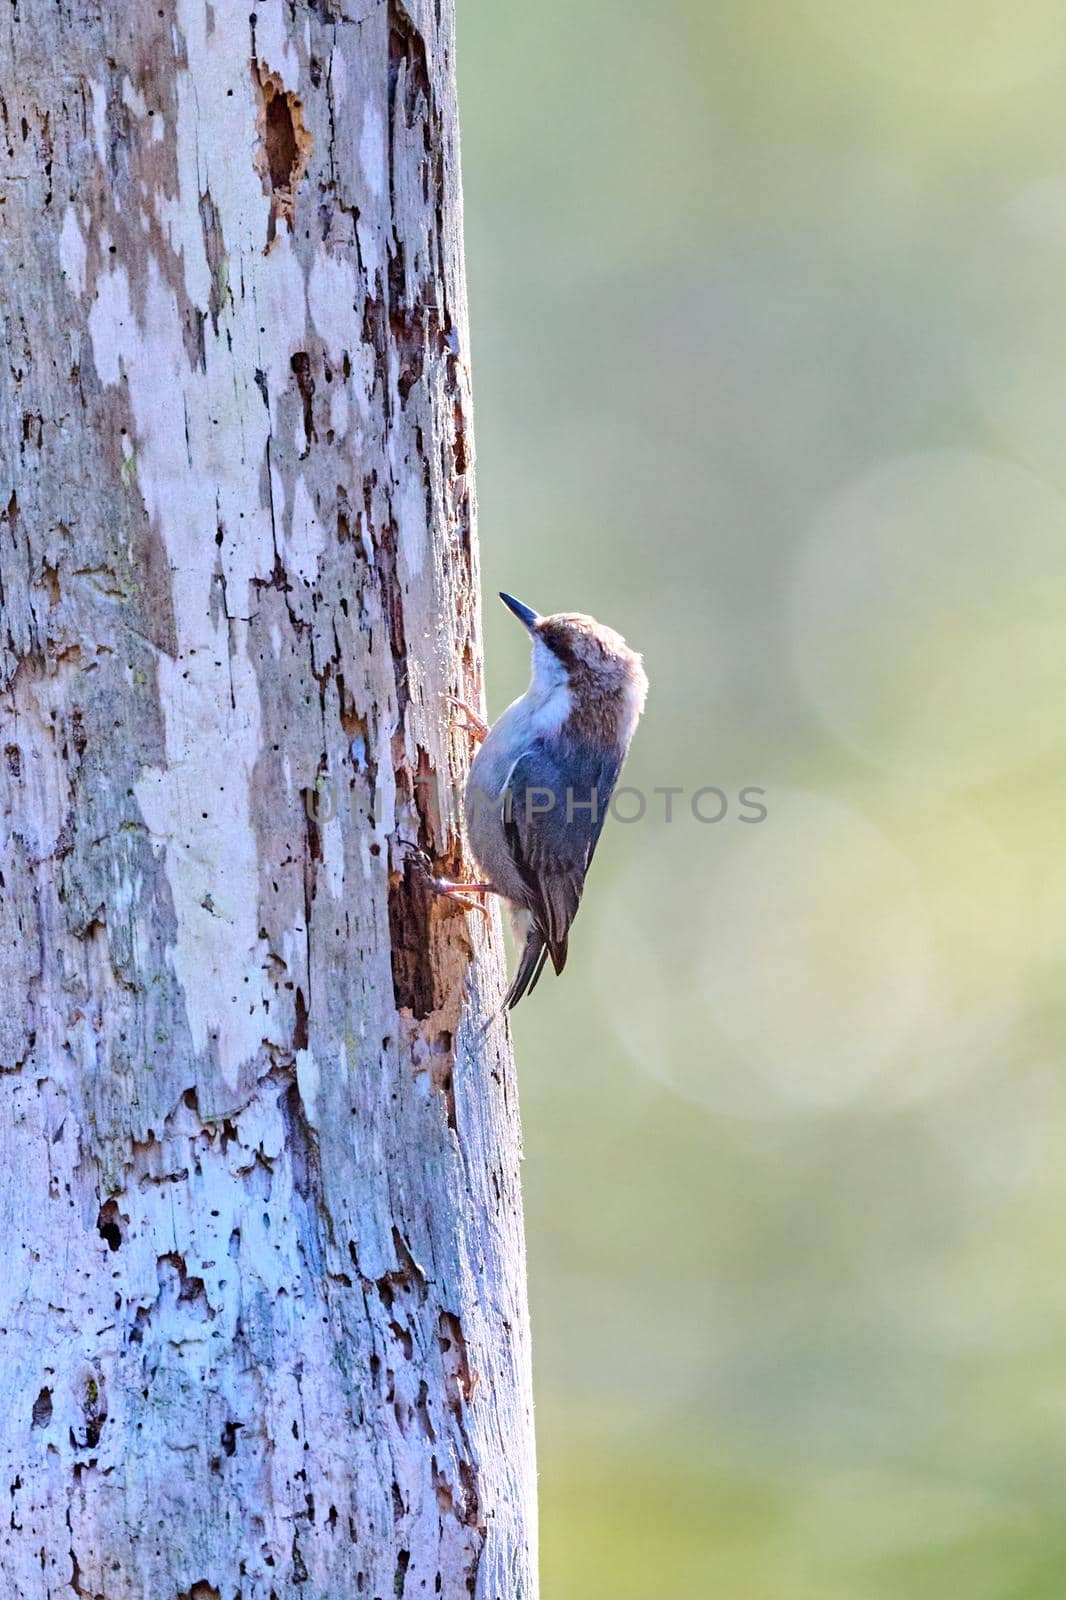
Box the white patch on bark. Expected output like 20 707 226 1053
329 381 350 439
295 1046 321 1127
90 79 108 166
86 242 280 1085
398 473 429 576
321 807 346 900
58 206 86 296
121 75 148 118
359 101 385 198
329 44 348 107
288 474 325 583
308 251 360 357
134 658 271 1083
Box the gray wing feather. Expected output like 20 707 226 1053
502 736 621 1001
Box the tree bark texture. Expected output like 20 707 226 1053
0 3 537 1596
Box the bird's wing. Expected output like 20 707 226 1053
502 736 622 982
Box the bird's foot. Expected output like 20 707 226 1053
445 694 489 744
401 844 495 918
428 878 495 918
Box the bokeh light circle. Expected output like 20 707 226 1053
965 177 1066 488
598 788 1024 1117
789 449 1066 792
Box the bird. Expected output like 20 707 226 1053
443 592 648 1007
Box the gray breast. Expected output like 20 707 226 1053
464 708 528 903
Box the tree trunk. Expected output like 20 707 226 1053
0 3 537 1597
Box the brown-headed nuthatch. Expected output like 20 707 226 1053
446 593 648 1007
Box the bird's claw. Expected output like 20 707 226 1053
399 842 493 918
434 885 492 918
444 693 489 744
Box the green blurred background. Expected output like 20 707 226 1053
457 5 1066 1595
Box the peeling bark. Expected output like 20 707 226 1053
0 3 536 1596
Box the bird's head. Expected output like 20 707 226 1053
499 592 648 738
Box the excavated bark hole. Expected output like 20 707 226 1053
388 859 435 1020
438 1310 476 1407
96 1199 123 1252
158 1251 213 1317
387 745 460 1019
281 1079 321 1206
376 1226 428 1311
290 352 316 451
388 0 431 124
31 1387 52 1428
293 987 309 1051
72 1373 107 1450
253 66 313 247
266 93 297 193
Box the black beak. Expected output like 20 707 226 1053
499 592 539 629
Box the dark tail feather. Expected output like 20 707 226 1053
506 928 551 1008
506 927 569 1008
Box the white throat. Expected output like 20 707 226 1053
525 636 572 734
